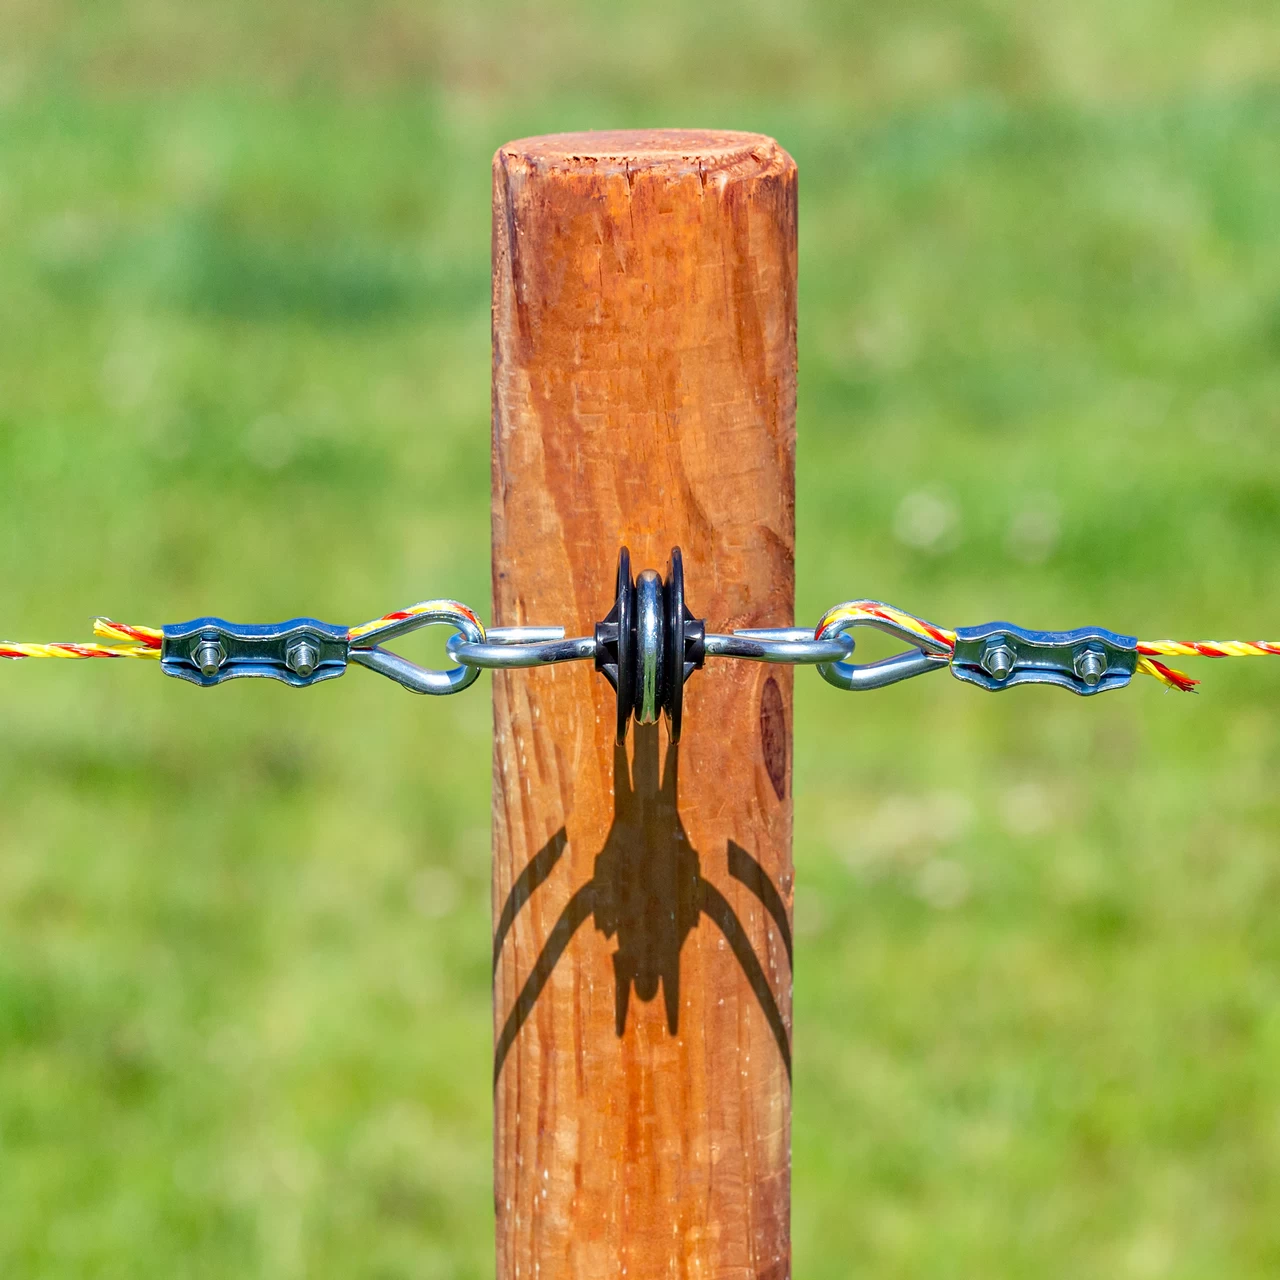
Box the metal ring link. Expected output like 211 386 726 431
815 603 952 692
704 628 854 665
348 600 485 695
447 629 597 670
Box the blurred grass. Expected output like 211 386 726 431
3 2 1280 1276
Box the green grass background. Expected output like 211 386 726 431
3 2 1280 1276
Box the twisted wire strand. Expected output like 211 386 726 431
0 618 162 661
346 600 485 644
1138 639 1280 659
1133 639 1280 692
0 645 159 660
92 619 164 648
1135 655 1198 692
815 600 957 651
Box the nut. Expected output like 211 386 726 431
193 638 225 677
981 638 1015 682
1074 646 1107 687
285 638 320 678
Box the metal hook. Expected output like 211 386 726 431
445 627 596 670
703 628 854 665
347 601 486 695
815 605 952 692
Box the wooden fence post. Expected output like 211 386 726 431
491 129 797 1279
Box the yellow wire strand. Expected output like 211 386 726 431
0 617 163 661
346 599 485 644
0 641 161 660
1135 656 1193 691
1134 638 1280 691
1137 639 1280 659
815 600 957 649
93 618 164 646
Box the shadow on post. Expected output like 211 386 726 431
493 724 792 1085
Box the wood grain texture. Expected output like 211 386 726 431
491 129 796 1280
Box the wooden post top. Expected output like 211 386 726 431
496 128 793 178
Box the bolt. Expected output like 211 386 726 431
981 638 1015 682
193 638 225 677
286 638 320 679
1074 646 1108 687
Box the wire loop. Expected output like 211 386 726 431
348 600 486 696
814 601 953 692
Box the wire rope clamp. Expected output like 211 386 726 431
594 546 705 745
162 618 350 688
951 623 1137 695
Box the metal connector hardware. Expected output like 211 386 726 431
162 618 351 689
950 623 1138 696
446 545 854 744
132 558 1181 723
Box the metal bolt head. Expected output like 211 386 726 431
193 638 225 677
1074 646 1108 687
981 638 1015 682
285 638 321 679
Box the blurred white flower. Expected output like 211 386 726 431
853 306 914 370
163 122 230 198
1192 387 1245 445
33 210 101 266
793 887 829 939
0 60 27 108
893 488 960 553
242 414 299 472
1125 1226 1173 1278
840 789 974 871
101 333 160 414
999 782 1053 837
915 857 970 910
926 790 975 843
412 866 460 919
1006 493 1061 564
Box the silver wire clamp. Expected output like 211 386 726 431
162 618 353 689
950 623 1137 695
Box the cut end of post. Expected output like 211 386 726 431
496 128 794 179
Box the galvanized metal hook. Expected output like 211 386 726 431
703 628 854 665
445 627 594 669
815 607 952 692
347 602 486 695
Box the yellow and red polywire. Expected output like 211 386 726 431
1135 640 1280 692
0 618 162 662
0 602 487 664
2 599 1278 695
346 600 485 645
815 600 957 652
